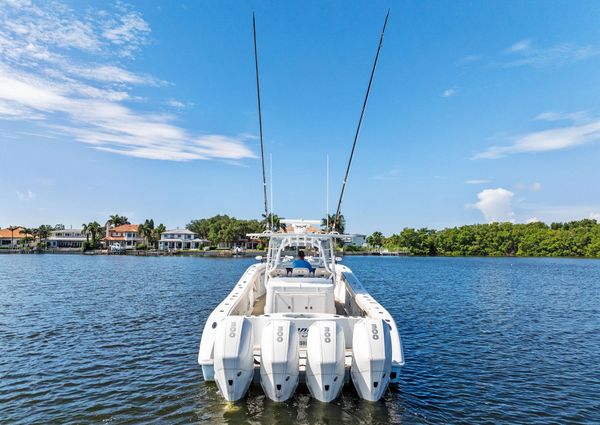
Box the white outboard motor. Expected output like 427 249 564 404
305 321 345 402
351 318 392 401
260 320 299 401
213 316 254 402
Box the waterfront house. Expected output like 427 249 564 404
341 234 367 247
47 229 86 249
104 224 143 249
158 229 208 250
0 227 30 248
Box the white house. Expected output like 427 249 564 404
341 234 367 246
159 229 208 250
48 229 86 248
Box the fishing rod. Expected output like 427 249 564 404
253 13 270 230
333 10 390 233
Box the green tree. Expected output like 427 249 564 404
152 223 166 249
137 219 155 249
367 231 385 248
107 214 129 227
261 213 286 232
321 214 345 234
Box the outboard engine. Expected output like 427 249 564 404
213 316 254 402
351 318 392 401
305 321 345 402
260 320 300 401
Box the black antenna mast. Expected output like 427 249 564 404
333 10 390 232
253 13 269 229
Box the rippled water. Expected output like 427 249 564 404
1 255 600 424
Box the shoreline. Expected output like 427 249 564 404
1 249 599 260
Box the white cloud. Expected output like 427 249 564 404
0 1 255 162
166 99 189 109
101 10 150 57
442 87 457 98
501 39 600 68
526 217 540 224
590 212 600 221
16 189 35 201
471 188 515 223
515 182 542 191
69 65 161 85
534 111 589 123
475 113 600 159
374 169 400 180
465 179 490 185
506 39 531 53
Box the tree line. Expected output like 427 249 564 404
365 219 600 257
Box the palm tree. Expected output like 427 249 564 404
8 225 18 248
107 214 129 227
152 223 166 249
137 219 155 249
20 228 33 248
82 223 90 243
321 214 345 234
37 225 52 243
261 213 286 232
88 222 102 247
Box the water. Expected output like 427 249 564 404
1 255 599 424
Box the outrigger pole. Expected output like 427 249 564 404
333 10 390 232
253 13 270 229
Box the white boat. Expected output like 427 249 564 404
198 220 404 402
199 11 401 402
109 243 125 253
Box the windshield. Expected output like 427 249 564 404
265 234 336 274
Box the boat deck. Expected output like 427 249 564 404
251 294 347 316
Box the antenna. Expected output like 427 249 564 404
326 154 330 232
253 13 269 229
333 10 390 232
270 153 274 231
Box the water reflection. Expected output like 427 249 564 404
195 382 404 425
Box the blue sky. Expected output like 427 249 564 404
2 0 600 235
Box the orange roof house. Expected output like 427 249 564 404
0 227 32 247
104 224 143 249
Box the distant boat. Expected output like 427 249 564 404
109 244 125 253
198 220 404 402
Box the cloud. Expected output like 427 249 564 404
457 54 481 65
515 182 542 191
0 1 255 162
506 39 531 53
501 39 600 68
526 217 540 224
465 179 490 185
470 188 515 223
374 169 400 180
442 87 457 98
534 111 589 123
475 112 600 159
517 203 600 223
16 189 35 201
166 99 190 109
